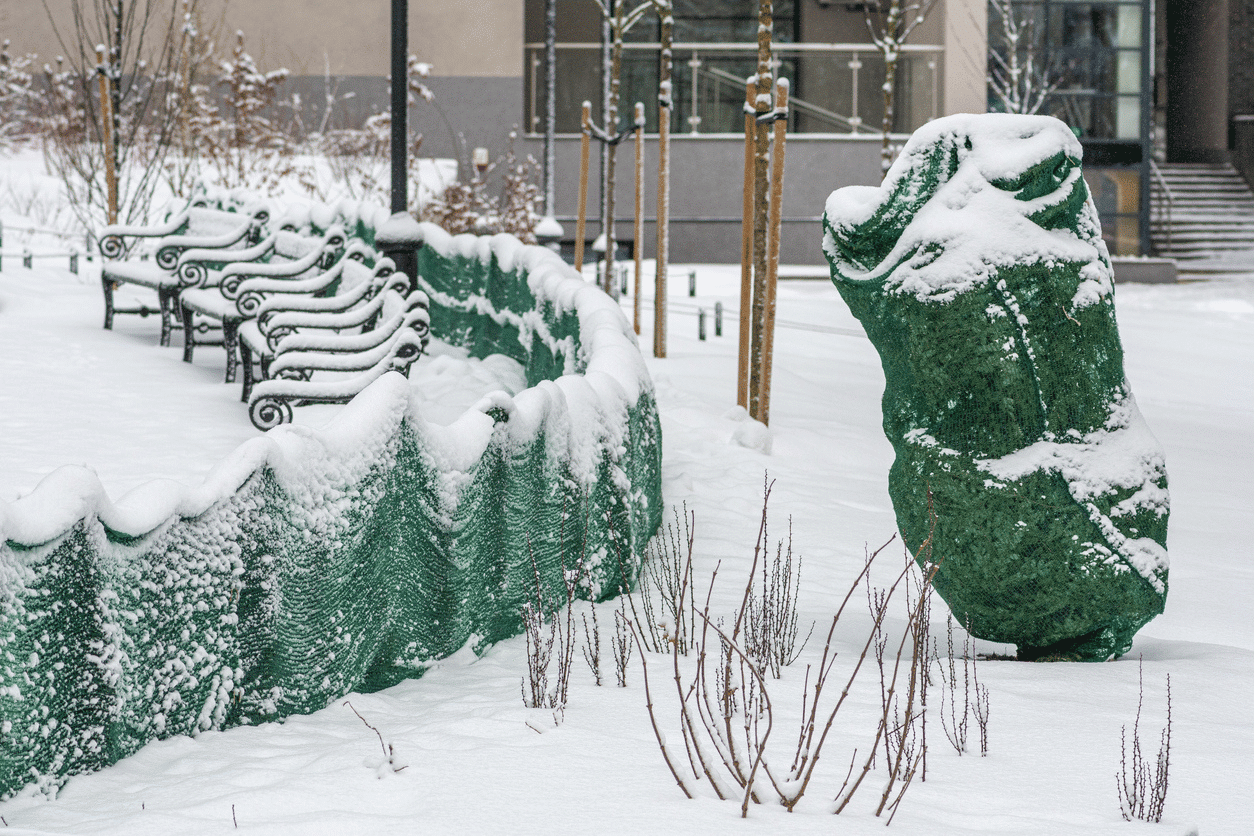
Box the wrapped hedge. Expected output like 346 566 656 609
822 114 1168 661
0 226 662 797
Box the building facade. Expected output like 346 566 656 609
7 0 1250 262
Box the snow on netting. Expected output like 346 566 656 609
0 227 662 798
822 113 1169 662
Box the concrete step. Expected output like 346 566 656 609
1151 162 1254 259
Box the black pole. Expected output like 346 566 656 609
391 0 408 214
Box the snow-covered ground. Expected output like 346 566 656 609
1 154 1252 834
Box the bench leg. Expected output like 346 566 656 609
158 288 175 347
223 321 239 384
102 278 116 330
240 343 253 402
181 303 196 363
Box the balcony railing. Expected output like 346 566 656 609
524 41 943 136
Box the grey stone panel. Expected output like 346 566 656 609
519 133 882 264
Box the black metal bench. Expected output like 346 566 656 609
237 257 412 401
176 227 356 382
247 286 431 430
98 203 270 345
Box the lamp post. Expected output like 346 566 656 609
390 0 408 214
378 0 422 294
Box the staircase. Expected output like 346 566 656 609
1151 163 1254 279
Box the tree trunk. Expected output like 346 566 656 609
759 79 788 427
543 0 557 216
882 50 897 174
738 80 754 408
748 0 773 422
653 5 672 358
602 17 623 296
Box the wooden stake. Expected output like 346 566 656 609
737 80 755 409
575 101 592 273
97 46 118 226
759 79 788 428
633 102 645 335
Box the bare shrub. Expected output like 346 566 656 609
343 701 407 774
421 131 541 242
0 41 39 148
37 0 202 228
632 482 942 822
581 602 603 686
1117 659 1171 822
622 506 697 656
935 614 991 758
744 514 813 678
611 605 633 687
521 531 584 726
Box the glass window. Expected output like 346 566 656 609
993 0 1145 143
1084 167 1140 255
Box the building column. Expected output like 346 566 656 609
1166 0 1230 163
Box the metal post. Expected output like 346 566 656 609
714 301 723 337
70 252 78 274
390 0 408 214
687 52 702 134
848 52 862 134
688 269 696 297
698 307 707 341
23 250 32 269
529 51 541 133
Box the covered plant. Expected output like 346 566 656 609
822 113 1168 661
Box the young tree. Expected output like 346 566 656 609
649 0 673 358
591 0 651 295
987 0 1061 115
748 0 773 421
40 0 200 228
864 0 937 173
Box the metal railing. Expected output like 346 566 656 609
1148 158 1173 255
524 40 943 136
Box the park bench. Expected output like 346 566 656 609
176 227 357 382
98 202 270 346
247 287 431 430
237 257 412 401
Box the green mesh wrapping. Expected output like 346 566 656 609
822 114 1168 662
0 227 661 797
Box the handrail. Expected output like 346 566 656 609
702 64 859 133
524 40 944 54
525 40 939 136
1149 158 1173 255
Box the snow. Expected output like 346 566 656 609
2 155 1253 833
823 114 1102 304
533 215 563 239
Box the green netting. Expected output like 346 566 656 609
822 113 1168 662
0 227 662 797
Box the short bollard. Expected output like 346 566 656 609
620 265 629 295
714 301 723 337
69 252 79 274
688 269 696 297
22 250 32 269
698 307 707 341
